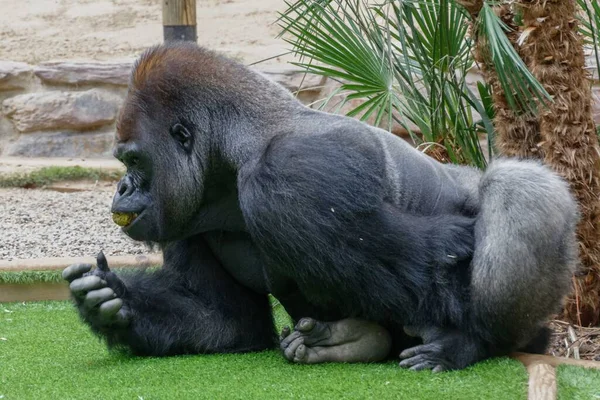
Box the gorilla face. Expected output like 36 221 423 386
111 100 205 243
110 43 253 243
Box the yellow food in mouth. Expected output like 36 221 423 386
112 212 138 227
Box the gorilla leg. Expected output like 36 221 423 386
400 160 578 370
64 237 276 356
280 318 392 364
470 159 578 350
399 327 486 372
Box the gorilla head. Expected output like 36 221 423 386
111 44 251 242
111 43 296 242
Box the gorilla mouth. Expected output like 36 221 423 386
112 212 140 227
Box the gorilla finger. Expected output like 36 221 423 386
432 365 447 373
280 326 291 341
83 287 116 310
295 317 316 333
293 344 307 363
399 343 440 360
409 362 437 372
280 330 303 350
69 276 107 296
96 251 110 272
283 337 304 362
98 298 123 318
62 264 92 282
114 308 132 327
399 353 430 369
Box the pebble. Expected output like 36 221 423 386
0 188 156 261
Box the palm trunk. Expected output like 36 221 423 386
459 0 600 326
459 0 542 158
517 0 600 326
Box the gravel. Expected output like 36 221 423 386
0 187 156 261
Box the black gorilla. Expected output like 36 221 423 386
63 42 579 371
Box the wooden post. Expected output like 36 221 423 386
162 0 197 42
527 363 556 400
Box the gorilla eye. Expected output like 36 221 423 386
170 123 193 152
129 156 139 166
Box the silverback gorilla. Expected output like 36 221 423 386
63 42 579 372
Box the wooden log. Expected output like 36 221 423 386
527 363 556 400
162 0 196 42
0 282 70 302
511 352 600 370
0 254 163 272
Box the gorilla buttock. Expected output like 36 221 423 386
63 42 579 372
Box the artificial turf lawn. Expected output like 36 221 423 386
0 269 158 284
0 166 121 188
557 365 600 399
0 301 596 399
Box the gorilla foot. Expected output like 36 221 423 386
399 327 486 372
280 317 392 364
399 342 451 372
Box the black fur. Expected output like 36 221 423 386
80 238 275 356
64 42 578 370
239 131 474 329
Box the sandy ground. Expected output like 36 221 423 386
0 0 293 65
0 1 292 260
0 186 155 261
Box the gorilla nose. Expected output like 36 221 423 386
117 176 134 197
112 175 149 214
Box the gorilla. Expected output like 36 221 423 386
63 42 579 372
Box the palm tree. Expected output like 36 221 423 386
515 0 600 326
458 0 600 326
459 1 542 159
278 0 600 326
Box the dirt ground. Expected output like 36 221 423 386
0 0 293 65
548 320 600 361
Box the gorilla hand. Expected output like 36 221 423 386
63 251 131 329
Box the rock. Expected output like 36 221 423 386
254 65 326 102
4 131 114 157
34 61 134 86
33 61 330 92
0 61 33 91
2 89 121 133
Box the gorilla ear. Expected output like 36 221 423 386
170 123 194 152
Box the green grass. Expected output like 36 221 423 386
0 166 121 188
0 268 159 284
0 301 597 399
0 301 528 400
0 270 65 284
557 365 600 399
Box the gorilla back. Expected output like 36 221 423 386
64 42 579 371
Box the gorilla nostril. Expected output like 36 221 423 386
118 182 128 196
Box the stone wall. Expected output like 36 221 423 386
0 56 598 158
0 60 324 158
0 60 130 157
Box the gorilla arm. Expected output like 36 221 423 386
63 237 276 356
239 130 474 327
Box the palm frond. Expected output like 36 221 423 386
279 0 492 168
476 3 551 113
577 0 600 81
279 0 397 124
